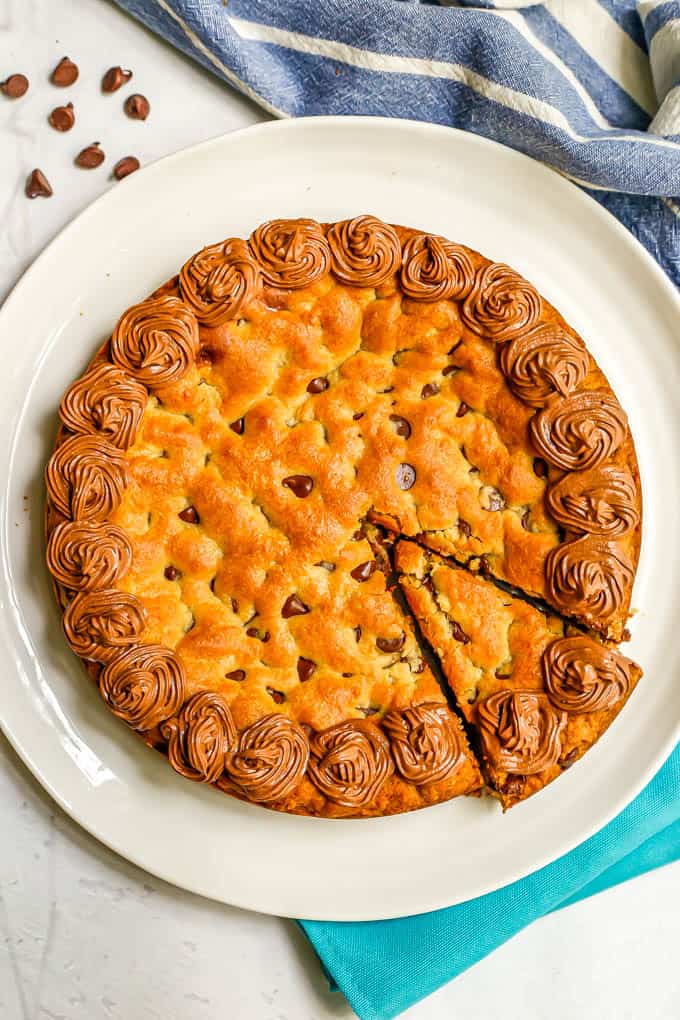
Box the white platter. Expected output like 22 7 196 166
1 117 678 922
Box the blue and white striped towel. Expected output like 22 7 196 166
114 1 680 283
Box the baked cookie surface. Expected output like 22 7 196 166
45 216 641 816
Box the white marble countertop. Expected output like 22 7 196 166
1 2 678 1018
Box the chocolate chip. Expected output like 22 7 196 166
315 560 336 572
352 526 366 541
358 706 379 716
1 73 29 98
102 66 133 93
226 669 245 682
25 169 52 199
389 414 411 438
354 625 362 642
449 620 470 644
478 554 492 577
533 457 547 478
113 155 140 180
164 565 180 581
51 57 79 87
178 506 199 524
622 627 631 643
521 509 531 532
458 519 471 538
124 93 150 120
229 417 245 435
456 401 469 418
467 686 479 704
350 560 376 583
282 474 314 498
231 597 238 613
442 364 460 376
246 627 270 642
48 103 75 132
297 657 316 682
396 463 416 490
495 669 513 679
352 412 364 421
421 382 439 399
281 594 309 618
559 748 579 770
266 687 285 705
502 775 526 798
480 486 505 512
75 142 105 168
198 346 215 365
306 377 328 394
376 632 405 653
422 575 436 596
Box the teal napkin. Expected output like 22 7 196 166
300 744 679 1020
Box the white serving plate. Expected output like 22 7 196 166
1 117 678 922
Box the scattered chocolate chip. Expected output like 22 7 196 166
51 57 79 87
229 417 245 435
389 414 411 439
521 509 531 532
306 377 328 394
266 687 285 705
226 669 245 682
354 625 362 642
1 73 29 98
113 155 140 180
396 463 416 491
352 412 364 421
102 66 133 93
282 474 314 498
442 364 460 376
25 169 52 199
350 560 376 583
297 657 316 682
124 92 150 120
456 401 469 418
178 505 199 524
246 627 270 642
315 560 336 572
358 706 379 717
502 775 526 798
376 632 405 654
421 382 439 399
449 620 470 644
533 457 547 478
281 594 309 618
231 597 238 613
559 748 579 770
480 486 505 512
48 102 75 132
75 143 105 169
458 518 471 538
164 565 180 581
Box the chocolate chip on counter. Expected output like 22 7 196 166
480 486 505 512
282 474 313 498
266 687 285 705
456 401 469 418
51 57 79 87
164 565 180 581
315 560 336 572
178 505 199 524
229 417 245 435
1 73 29 98
389 414 411 439
25 169 52 199
354 625 362 642
226 669 246 682
449 620 470 644
246 627 270 642
350 560 376 583
297 657 316 682
376 632 405 654
533 457 547 478
421 382 439 399
48 102 75 132
458 518 471 538
102 66 133 93
124 93 150 120
281 594 309 618
75 142 105 168
112 155 140 180
395 463 416 491
306 377 329 394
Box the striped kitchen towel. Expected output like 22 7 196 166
114 1 680 283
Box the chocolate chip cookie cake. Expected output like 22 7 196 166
45 215 642 817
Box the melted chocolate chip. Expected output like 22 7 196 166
164 565 180 581
396 463 416 490
533 457 548 478
113 155 140 180
102 66 133 93
75 143 105 168
354 625 362 642
281 594 309 618
458 519 471 538
226 669 245 682
124 93 150 120
25 169 52 199
178 506 199 524
229 417 245 435
282 474 314 498
48 102 75 131
297 657 316 682
246 627 270 642
421 382 439 399
307 377 329 394
266 687 285 705
1 73 29 98
456 401 469 418
389 414 412 439
315 560 336 572
51 57 78 86
350 560 376 582
449 620 470 644
376 632 405 653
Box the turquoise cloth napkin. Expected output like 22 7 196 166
300 744 680 1020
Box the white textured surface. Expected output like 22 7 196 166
0 2 678 1018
